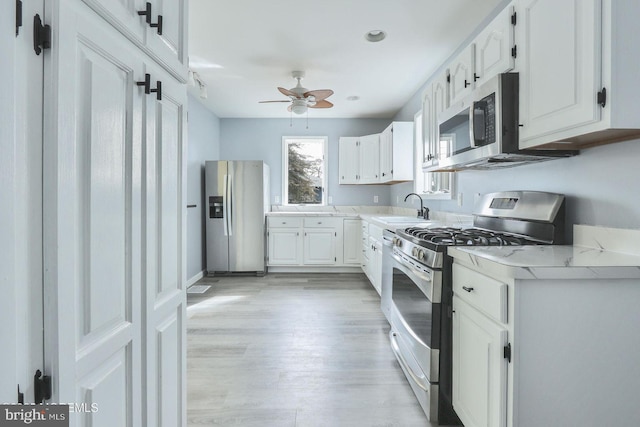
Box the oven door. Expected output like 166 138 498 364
389 249 441 382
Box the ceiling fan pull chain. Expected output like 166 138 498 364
306 110 309 129
290 111 292 127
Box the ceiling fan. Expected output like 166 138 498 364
259 71 334 114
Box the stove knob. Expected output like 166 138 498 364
417 250 425 261
411 247 418 257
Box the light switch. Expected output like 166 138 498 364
374 196 379 203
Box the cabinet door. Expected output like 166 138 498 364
343 219 361 265
268 229 302 265
453 297 508 427
45 2 145 423
303 229 336 265
474 5 515 84
359 133 380 184
449 44 475 105
517 0 601 148
421 85 437 169
145 0 188 78
373 240 383 296
379 125 393 182
142 62 187 427
81 0 146 44
339 137 359 184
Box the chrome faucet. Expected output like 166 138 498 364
404 193 429 220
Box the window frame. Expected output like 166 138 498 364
282 136 329 206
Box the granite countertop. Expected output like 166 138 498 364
448 225 640 280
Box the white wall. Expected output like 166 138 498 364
219 118 393 206
187 94 220 280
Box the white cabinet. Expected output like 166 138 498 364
361 222 383 295
267 216 343 267
343 219 361 265
81 0 188 79
303 229 336 265
474 5 515 85
516 0 640 149
379 122 414 183
268 228 302 265
453 297 508 427
338 137 359 184
448 45 476 105
452 264 509 427
358 134 380 184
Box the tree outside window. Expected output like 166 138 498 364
283 137 327 205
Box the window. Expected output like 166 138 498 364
413 110 454 199
282 136 328 205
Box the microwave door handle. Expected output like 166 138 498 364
469 102 478 147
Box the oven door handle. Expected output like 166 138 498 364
390 332 429 392
390 251 432 283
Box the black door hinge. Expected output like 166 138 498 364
511 45 517 59
33 14 51 55
446 74 451 83
504 343 512 363
17 385 24 404
34 370 51 403
16 0 23 36
511 11 517 25
597 88 607 108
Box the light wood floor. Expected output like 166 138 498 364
187 273 441 427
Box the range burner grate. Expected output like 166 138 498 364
403 226 539 247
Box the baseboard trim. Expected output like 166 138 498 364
186 270 206 287
266 266 362 274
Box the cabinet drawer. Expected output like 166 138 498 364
361 222 369 234
303 217 341 228
268 217 303 228
453 264 507 324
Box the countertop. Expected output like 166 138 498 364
449 224 640 280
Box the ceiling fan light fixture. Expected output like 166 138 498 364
365 30 387 42
291 100 307 115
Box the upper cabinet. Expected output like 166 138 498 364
516 0 640 150
474 5 515 85
339 123 413 185
379 122 413 183
81 0 188 80
448 45 476 105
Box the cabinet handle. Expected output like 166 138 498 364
151 14 163 35
136 73 151 94
296 232 299 236
149 79 162 101
464 79 470 88
137 2 152 24
474 73 480 82
462 286 474 293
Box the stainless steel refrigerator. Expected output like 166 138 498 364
205 161 270 275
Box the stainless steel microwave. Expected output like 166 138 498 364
431 73 576 171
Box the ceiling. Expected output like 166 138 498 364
188 0 504 119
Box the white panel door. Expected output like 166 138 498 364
44 3 143 425
517 0 601 147
145 0 188 77
303 229 336 265
449 45 475 105
143 62 187 427
268 229 302 265
453 297 508 427
358 133 380 184
379 125 393 182
338 137 359 184
81 0 146 44
474 5 515 84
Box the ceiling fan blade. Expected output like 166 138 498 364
278 87 298 98
304 89 333 101
309 99 333 109
258 100 291 103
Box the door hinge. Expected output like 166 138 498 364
34 370 51 403
597 88 607 108
504 343 512 363
33 14 51 55
446 74 451 83
17 385 24 404
16 0 23 36
334 232 337 237
334 257 337 262
511 45 517 59
511 11 517 25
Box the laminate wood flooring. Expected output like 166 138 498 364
187 273 444 427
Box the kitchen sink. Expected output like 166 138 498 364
374 216 430 223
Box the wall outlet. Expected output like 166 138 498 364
374 195 379 203
457 193 463 207
274 195 280 204
328 196 333 205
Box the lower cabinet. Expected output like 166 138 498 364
268 228 302 265
343 219 361 265
303 228 336 265
453 296 508 427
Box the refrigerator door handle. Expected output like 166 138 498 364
223 174 228 236
228 173 233 236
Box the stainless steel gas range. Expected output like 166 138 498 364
387 191 566 424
